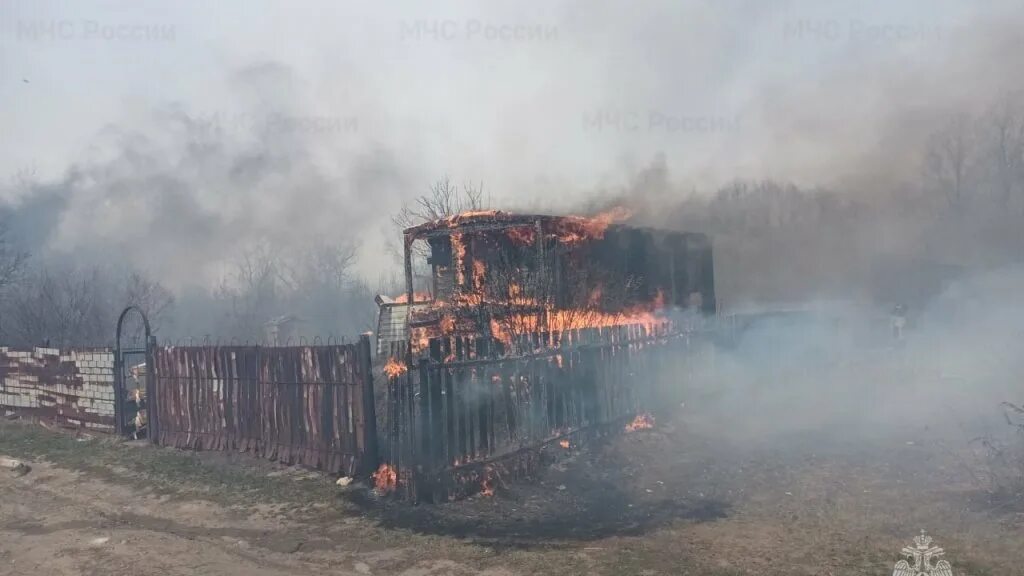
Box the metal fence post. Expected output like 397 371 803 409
416 357 433 502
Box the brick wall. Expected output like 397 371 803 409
0 347 116 432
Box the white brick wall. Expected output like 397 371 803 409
0 347 116 431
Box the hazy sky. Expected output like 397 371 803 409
0 0 1012 284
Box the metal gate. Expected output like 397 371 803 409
381 322 681 501
114 306 154 439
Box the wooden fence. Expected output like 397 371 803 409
150 335 378 476
382 322 683 501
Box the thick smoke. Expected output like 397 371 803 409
573 3 1024 450
3 62 413 290
0 62 416 341
679 267 1024 450
3 1 1024 353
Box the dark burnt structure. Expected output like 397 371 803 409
398 211 715 355
372 211 719 501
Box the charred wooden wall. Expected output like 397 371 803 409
587 227 716 313
422 223 716 315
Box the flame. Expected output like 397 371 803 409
480 466 495 497
586 206 632 231
413 335 430 355
406 208 668 357
472 259 486 289
489 318 512 349
554 206 632 246
506 226 535 246
558 439 570 449
439 313 456 335
489 306 664 351
451 233 467 286
653 289 665 309
443 210 499 225
393 292 432 304
625 413 655 432
383 357 407 378
373 463 398 493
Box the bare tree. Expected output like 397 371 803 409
209 239 374 341
4 264 108 348
216 242 287 340
924 113 975 210
389 177 487 262
287 240 366 336
0 221 28 293
122 270 175 335
392 176 486 229
286 241 357 292
982 97 1024 212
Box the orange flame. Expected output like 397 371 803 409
558 439 570 449
489 306 665 351
393 292 432 304
653 288 665 309
506 226 535 246
443 210 499 225
625 413 655 432
480 466 495 497
373 463 398 493
451 233 467 286
383 357 407 378
407 208 667 356
472 260 486 289
555 206 632 245
439 313 456 335
586 206 632 231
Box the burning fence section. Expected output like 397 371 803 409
149 337 379 476
380 322 681 502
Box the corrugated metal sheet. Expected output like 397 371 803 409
376 302 430 357
377 304 408 347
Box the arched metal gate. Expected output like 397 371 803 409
114 306 154 440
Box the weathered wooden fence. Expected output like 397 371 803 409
382 322 682 501
150 335 378 476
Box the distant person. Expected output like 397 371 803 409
891 303 907 341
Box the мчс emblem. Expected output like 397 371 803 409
892 530 953 576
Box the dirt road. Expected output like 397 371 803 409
1 412 1022 576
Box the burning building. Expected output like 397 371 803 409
376 210 715 358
